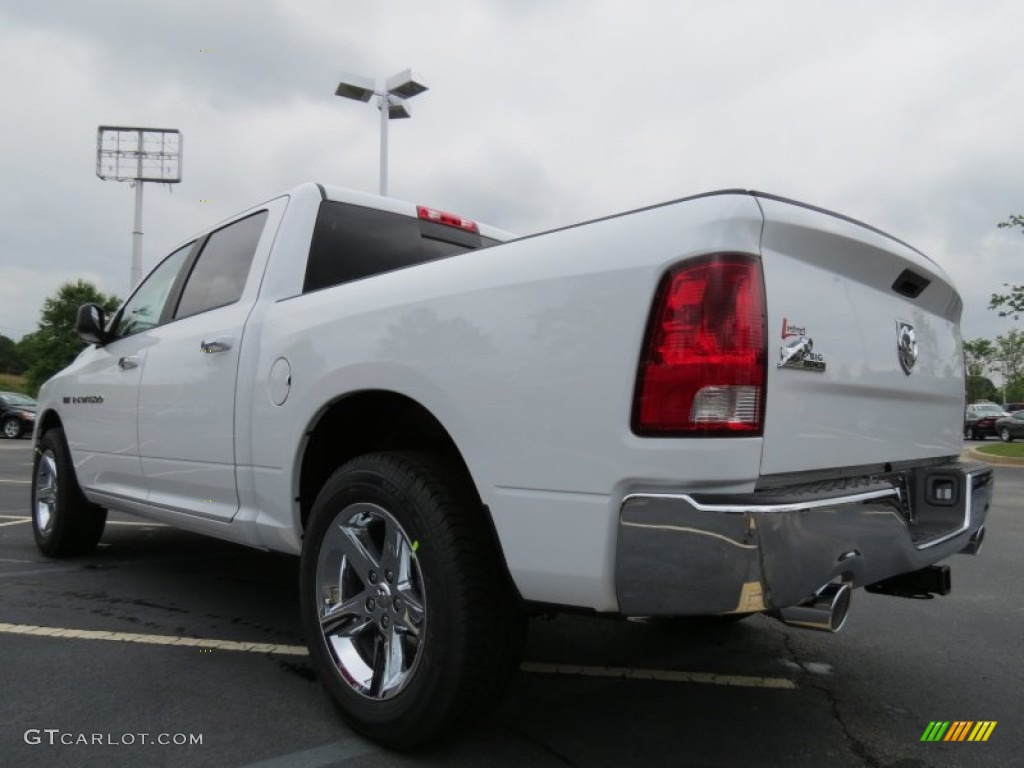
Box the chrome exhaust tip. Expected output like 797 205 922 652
960 526 985 555
775 583 852 633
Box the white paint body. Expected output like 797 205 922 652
38 184 966 612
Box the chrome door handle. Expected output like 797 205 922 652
200 337 233 354
118 356 140 370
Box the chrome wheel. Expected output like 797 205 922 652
34 449 58 535
316 502 426 700
302 453 525 746
3 418 21 439
1001 428 1013 443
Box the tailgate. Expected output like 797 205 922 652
756 196 964 476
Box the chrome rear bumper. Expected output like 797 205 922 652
614 462 993 616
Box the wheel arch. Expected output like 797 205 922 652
35 409 64 440
295 391 511 568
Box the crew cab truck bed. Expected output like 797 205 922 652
32 183 992 747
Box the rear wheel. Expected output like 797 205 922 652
1000 427 1014 443
2 417 23 439
964 425 976 440
300 452 525 748
32 427 107 557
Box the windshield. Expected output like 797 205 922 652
973 405 1003 415
1 393 35 407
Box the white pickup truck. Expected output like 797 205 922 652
33 184 992 746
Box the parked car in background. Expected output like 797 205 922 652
995 411 1024 442
1002 402 1024 413
964 402 1009 440
0 392 36 439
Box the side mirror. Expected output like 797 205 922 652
76 303 109 345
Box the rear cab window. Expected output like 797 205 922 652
303 202 499 294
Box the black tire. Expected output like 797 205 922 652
300 452 525 748
32 427 107 557
1000 428 1014 443
2 416 23 439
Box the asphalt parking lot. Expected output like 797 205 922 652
0 437 1021 767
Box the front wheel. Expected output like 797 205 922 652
964 426 976 441
1000 427 1014 443
2 417 23 439
32 427 107 557
300 452 525 748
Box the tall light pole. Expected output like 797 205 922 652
335 69 428 196
96 126 182 290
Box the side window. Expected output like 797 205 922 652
175 211 268 320
114 243 193 338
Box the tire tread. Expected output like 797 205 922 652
33 427 107 558
301 451 524 748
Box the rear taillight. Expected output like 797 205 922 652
633 253 766 436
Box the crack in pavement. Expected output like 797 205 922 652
768 622 884 768
501 725 579 768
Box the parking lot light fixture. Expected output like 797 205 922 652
335 69 428 196
96 126 182 290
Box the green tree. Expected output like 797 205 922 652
991 215 1024 320
993 329 1024 403
963 338 996 402
0 333 27 375
966 376 998 402
963 338 995 378
20 280 121 392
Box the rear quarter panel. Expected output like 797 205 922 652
247 193 766 610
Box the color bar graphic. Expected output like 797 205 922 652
920 721 996 742
967 722 997 742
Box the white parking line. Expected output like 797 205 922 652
0 622 798 689
0 479 31 484
0 518 29 527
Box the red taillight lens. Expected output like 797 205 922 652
633 253 766 436
416 205 479 233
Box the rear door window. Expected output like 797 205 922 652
174 211 268 319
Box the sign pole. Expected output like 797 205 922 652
131 180 144 290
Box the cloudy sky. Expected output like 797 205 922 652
1 0 1022 350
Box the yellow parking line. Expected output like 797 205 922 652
0 622 309 656
0 624 799 689
0 516 166 528
520 662 796 689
